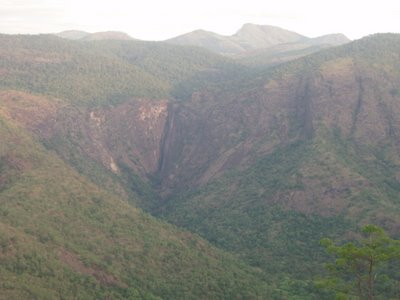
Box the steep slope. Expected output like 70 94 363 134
152 34 400 296
158 33 400 205
0 90 272 299
0 34 240 202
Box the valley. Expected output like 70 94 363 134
0 27 400 299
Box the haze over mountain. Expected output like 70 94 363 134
166 23 350 55
55 30 134 41
54 24 350 56
0 28 399 299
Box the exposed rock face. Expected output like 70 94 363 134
76 99 167 176
2 35 400 221
156 50 400 212
102 99 168 175
157 89 293 192
0 93 168 179
4 46 400 209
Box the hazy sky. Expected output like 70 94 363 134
1 0 400 40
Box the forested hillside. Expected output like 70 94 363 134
0 90 273 299
0 32 399 299
155 34 400 297
0 34 236 106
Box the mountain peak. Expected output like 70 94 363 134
166 29 245 54
232 23 305 49
236 23 295 33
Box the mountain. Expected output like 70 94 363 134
153 34 400 296
166 23 350 55
1 32 400 298
81 31 134 41
235 43 330 68
55 30 134 41
233 33 350 69
231 23 305 50
0 34 277 299
0 33 237 106
163 29 245 55
307 33 350 46
55 30 90 40
0 95 271 298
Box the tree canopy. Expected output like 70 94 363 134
320 225 400 299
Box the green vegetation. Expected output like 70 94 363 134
0 34 241 106
1 33 400 299
0 103 271 299
236 44 329 69
320 225 400 299
155 116 400 297
0 35 170 106
157 140 352 297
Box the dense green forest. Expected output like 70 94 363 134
0 34 246 106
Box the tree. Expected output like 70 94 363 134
320 225 400 300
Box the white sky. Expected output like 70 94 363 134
1 0 400 40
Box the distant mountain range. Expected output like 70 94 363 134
166 23 350 55
55 23 350 55
55 30 134 41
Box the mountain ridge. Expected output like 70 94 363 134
166 23 350 55
53 23 350 56
55 30 134 41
